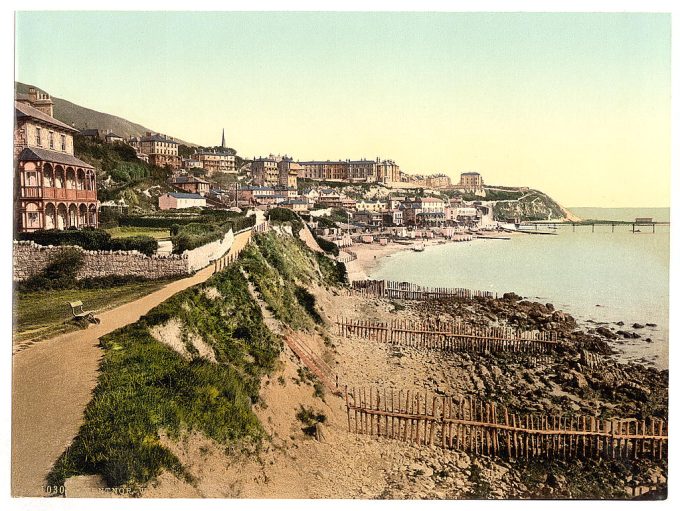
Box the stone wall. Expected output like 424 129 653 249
13 241 190 282
13 229 237 282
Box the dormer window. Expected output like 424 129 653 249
36 128 42 146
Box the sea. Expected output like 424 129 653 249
368 208 671 369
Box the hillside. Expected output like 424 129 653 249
15 82 195 145
45 226 665 498
479 187 579 222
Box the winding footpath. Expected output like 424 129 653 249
11 229 254 497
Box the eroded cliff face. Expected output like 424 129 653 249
492 189 576 221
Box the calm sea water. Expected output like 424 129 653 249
369 208 670 368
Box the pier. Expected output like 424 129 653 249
520 220 670 233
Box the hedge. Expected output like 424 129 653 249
17 229 158 256
120 212 255 232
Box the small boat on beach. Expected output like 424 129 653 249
412 242 425 252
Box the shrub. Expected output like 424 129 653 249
109 236 159 255
267 208 303 234
295 405 327 436
294 286 323 324
17 229 158 256
17 248 84 290
312 232 339 256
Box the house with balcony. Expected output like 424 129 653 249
14 90 98 232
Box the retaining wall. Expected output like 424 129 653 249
13 229 235 281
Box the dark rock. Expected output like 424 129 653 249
615 321 625 326
646 323 657 327
502 292 521 302
596 327 618 340
645 338 653 343
632 323 645 329
617 330 635 339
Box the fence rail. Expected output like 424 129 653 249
337 249 358 263
336 317 559 354
284 334 339 393
351 279 497 300
345 387 668 461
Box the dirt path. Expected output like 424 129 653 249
11 229 253 497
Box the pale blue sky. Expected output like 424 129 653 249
15 11 671 206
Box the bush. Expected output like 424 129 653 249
17 248 85 290
18 229 158 256
171 223 223 254
312 232 339 256
294 286 323 324
109 236 159 255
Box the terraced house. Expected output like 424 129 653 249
129 132 181 169
14 88 98 232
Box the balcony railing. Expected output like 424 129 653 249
22 186 97 201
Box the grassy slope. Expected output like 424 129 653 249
13 280 170 343
47 231 346 490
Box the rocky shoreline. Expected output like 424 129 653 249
326 287 668 498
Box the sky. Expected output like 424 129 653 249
14 11 671 207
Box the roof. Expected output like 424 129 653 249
166 192 205 199
15 101 78 132
105 132 123 138
171 175 209 184
140 134 178 144
461 172 480 176
18 147 94 168
418 197 445 203
281 200 308 205
80 129 100 137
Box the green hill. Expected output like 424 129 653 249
15 82 195 145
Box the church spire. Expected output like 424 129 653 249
221 128 226 148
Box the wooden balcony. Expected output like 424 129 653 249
22 186 97 202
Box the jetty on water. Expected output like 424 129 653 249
520 219 670 234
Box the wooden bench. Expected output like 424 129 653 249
67 300 100 324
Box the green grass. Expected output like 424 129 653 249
47 263 282 490
106 227 171 240
13 280 170 344
46 231 346 490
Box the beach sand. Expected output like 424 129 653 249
343 238 451 281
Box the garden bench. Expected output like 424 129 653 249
67 300 100 324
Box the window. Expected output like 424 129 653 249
36 128 42 146
49 132 54 149
61 135 66 151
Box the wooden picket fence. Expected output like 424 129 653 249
336 317 559 354
337 249 358 263
345 387 668 461
351 279 497 300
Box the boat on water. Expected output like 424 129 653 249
412 242 425 252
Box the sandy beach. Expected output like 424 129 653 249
342 232 522 281
343 238 447 281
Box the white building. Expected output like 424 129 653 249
158 192 206 210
